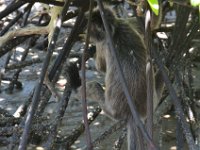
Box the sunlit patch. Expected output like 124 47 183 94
94 71 99 75
188 107 195 122
75 140 80 144
6 107 12 111
36 147 45 150
57 79 67 86
170 146 177 150
3 21 9 26
0 97 5 102
163 114 171 118
129 50 133 55
57 47 62 51
65 18 76 26
94 122 100 126
56 18 62 28
24 69 31 73
156 32 168 39
2 80 10 84
16 55 22 61
16 47 25 52
100 111 105 115
14 25 19 30
71 145 77 149
69 58 78 62
32 55 39 59
189 47 195 53
53 51 59 56
0 3 6 12
88 106 94 109
128 12 133 16
36 71 41 75
13 105 24 118
166 130 173 134
87 112 94 118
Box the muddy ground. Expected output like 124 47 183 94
0 35 192 149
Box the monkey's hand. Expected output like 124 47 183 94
75 81 105 102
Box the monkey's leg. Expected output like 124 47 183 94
76 81 117 119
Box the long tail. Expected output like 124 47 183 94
127 117 144 150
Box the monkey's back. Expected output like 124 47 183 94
103 21 147 120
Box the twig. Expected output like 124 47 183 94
112 128 127 150
6 39 31 93
5 58 42 70
0 117 21 127
167 9 190 64
43 76 72 150
81 0 94 149
13 90 34 118
18 9 62 150
154 95 172 124
152 44 197 150
176 119 184 150
0 108 13 117
55 107 101 148
145 10 154 150
92 121 125 146
0 3 33 36
0 25 49 48
43 73 61 102
0 1 26 20
35 0 72 115
22 3 33 27
0 35 31 58
48 9 86 81
21 0 64 6
0 117 49 136
96 1 157 149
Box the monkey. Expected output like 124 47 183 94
80 7 147 150
88 7 147 118
75 7 164 150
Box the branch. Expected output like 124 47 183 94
0 1 26 20
55 107 101 148
0 25 49 48
0 3 33 36
5 58 42 70
152 44 197 150
21 0 64 6
112 129 127 150
0 35 31 58
92 121 125 146
18 4 63 150
81 0 94 149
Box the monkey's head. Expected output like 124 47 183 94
86 7 116 42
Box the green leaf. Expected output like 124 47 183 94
190 0 200 6
147 0 159 16
199 5 200 23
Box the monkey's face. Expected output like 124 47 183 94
87 7 116 42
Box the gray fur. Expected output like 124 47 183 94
82 7 147 150
89 7 147 120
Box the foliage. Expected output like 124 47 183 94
147 0 159 15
